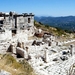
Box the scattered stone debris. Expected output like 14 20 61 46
0 11 75 75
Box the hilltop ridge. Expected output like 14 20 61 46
34 20 75 39
35 16 75 32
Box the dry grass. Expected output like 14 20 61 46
34 21 68 37
0 54 36 75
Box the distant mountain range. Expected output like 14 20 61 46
35 16 75 32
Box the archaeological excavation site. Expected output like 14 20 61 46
0 11 75 75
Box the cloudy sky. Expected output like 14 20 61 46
0 0 75 16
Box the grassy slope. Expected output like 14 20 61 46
0 54 36 75
34 21 68 36
34 21 75 41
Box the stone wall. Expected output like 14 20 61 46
0 12 34 30
17 15 34 29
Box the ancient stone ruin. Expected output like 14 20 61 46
0 11 34 41
1 11 75 75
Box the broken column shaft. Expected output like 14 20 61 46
44 50 49 63
70 45 75 56
17 42 24 49
7 44 16 54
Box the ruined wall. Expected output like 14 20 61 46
4 17 13 29
17 16 25 29
0 12 34 30
17 15 34 29
26 16 34 26
0 12 34 41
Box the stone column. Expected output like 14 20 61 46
23 13 28 27
25 47 28 52
48 41 51 46
14 15 17 28
4 14 6 20
44 50 49 63
56 42 58 46
70 45 75 56
22 42 24 49
17 42 22 48
9 12 13 28
17 42 25 49
11 44 16 54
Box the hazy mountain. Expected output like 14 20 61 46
35 16 75 32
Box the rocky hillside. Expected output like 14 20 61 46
34 21 71 36
35 16 75 32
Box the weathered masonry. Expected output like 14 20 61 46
0 11 34 40
0 11 34 29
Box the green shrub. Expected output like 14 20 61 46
20 60 33 73
45 25 49 28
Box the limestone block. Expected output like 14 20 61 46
16 47 28 59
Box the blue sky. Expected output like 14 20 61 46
0 0 75 16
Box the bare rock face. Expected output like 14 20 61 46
0 70 11 75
